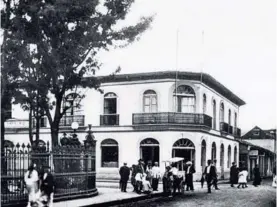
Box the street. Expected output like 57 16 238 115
114 179 276 207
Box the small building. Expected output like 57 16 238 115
241 126 276 153
238 140 275 179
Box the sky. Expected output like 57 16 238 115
96 0 277 134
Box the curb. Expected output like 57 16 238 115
81 192 164 207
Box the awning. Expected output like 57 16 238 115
163 157 184 163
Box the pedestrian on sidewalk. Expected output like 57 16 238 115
163 166 173 197
119 163 130 192
184 161 195 191
212 160 220 190
24 163 40 207
151 162 161 191
39 166 54 207
146 161 153 186
253 164 261 187
130 164 137 192
203 160 217 193
230 162 239 187
237 167 248 189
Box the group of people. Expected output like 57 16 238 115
24 163 54 207
230 163 263 189
119 159 197 197
119 159 162 194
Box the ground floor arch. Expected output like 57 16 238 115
140 138 160 166
172 138 195 168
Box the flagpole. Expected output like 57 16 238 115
200 30 204 84
175 29 179 112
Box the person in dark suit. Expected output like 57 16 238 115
184 161 195 191
253 164 261 187
212 160 220 190
119 163 131 192
40 166 54 207
203 160 217 193
230 162 239 187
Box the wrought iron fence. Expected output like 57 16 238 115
1 141 97 206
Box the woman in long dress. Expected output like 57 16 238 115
24 164 39 207
253 164 261 187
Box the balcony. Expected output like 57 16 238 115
132 112 212 128
234 127 241 137
220 122 236 136
60 115 85 127
100 114 119 126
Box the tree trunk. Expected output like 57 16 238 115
28 107 33 145
51 125 59 147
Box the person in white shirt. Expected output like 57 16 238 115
151 162 161 191
237 168 248 189
24 163 39 207
142 174 152 194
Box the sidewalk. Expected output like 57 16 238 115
53 181 230 207
54 187 163 207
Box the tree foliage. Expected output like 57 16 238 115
1 0 153 146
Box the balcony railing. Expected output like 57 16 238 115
132 112 212 128
100 114 119 126
220 122 229 134
59 115 85 127
234 127 241 137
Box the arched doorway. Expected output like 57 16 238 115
211 142 216 161
234 146 237 164
201 140 206 172
140 138 159 166
172 139 195 166
220 144 225 179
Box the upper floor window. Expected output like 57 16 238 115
63 93 82 116
212 100 216 129
173 85 196 113
219 102 224 123
234 112 237 129
203 94 207 114
228 109 231 126
104 93 117 114
143 90 157 113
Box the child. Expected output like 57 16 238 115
237 168 248 189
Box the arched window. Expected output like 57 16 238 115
234 146 237 164
227 145 231 168
104 93 117 114
219 102 224 123
63 93 83 116
203 94 207 114
101 139 118 168
234 112 237 129
140 138 159 165
173 85 196 113
212 100 217 129
172 138 195 168
201 140 206 171
228 109 231 125
102 93 118 125
143 90 157 113
211 142 216 161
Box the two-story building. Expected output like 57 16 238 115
5 71 245 181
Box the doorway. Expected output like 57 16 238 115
140 138 160 166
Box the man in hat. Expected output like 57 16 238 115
151 162 161 191
40 166 54 207
184 161 195 191
230 162 238 187
212 160 220 190
203 160 217 193
119 163 130 192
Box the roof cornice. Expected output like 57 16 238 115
89 71 246 106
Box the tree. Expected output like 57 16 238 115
1 0 153 147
